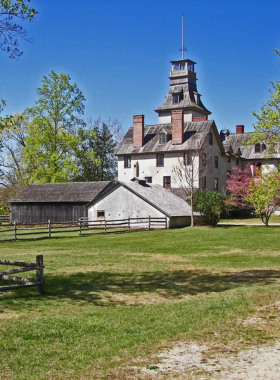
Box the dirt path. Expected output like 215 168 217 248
137 340 280 379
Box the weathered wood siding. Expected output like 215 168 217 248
10 202 88 223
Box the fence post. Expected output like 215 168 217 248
128 216 130 232
79 217 81 236
36 255 44 295
149 215 151 230
14 221 17 241
104 219 107 233
48 220 51 238
165 217 168 229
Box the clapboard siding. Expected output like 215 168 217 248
10 202 88 223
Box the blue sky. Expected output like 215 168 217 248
1 0 280 133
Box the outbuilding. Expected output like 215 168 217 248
10 182 113 224
87 178 193 228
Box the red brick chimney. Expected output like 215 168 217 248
236 125 244 134
172 109 184 145
133 115 144 148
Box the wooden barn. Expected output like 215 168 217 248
9 182 113 224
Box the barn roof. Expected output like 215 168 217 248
10 182 113 203
115 120 224 155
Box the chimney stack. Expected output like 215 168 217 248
236 125 244 134
133 115 144 148
172 109 184 145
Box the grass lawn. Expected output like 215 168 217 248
1 226 280 379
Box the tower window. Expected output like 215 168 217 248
188 63 194 72
173 62 185 71
173 94 180 104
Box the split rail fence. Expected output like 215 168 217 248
0 255 44 294
0 216 167 242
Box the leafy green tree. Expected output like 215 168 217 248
193 191 226 226
23 71 89 184
249 50 280 153
246 168 280 226
0 112 28 188
0 0 37 59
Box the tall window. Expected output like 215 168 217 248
124 156 131 168
159 133 166 144
214 156 218 168
202 176 206 189
202 153 206 166
214 178 218 190
184 153 191 165
209 132 213 145
156 154 164 166
163 176 171 189
173 94 180 104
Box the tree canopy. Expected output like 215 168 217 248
248 50 280 153
0 0 37 59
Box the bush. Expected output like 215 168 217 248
193 191 226 226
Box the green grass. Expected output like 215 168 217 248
1 226 280 379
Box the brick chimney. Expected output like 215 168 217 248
172 109 184 145
236 125 244 134
133 115 144 148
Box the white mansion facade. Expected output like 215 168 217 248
115 56 280 194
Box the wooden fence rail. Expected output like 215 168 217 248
0 217 167 242
0 255 44 294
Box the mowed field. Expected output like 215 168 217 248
1 225 280 379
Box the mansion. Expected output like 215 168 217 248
115 56 280 194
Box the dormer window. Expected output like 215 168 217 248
159 133 166 144
254 143 266 153
196 95 200 104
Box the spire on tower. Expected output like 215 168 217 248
180 15 187 59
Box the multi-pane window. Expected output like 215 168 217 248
214 156 218 168
163 176 171 189
214 178 218 190
255 143 266 153
156 154 164 166
159 133 166 144
124 156 131 168
209 132 213 145
173 94 180 104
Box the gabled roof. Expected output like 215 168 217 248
10 182 113 203
115 120 224 155
223 133 280 160
89 181 195 218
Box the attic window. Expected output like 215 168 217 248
173 94 180 104
124 156 131 168
209 132 213 145
159 133 166 144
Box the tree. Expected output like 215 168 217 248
73 118 122 182
0 112 28 189
23 71 89 184
246 168 280 226
193 191 226 226
225 164 252 209
173 137 207 227
0 0 37 59
248 50 280 153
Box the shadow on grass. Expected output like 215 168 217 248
28 269 280 306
